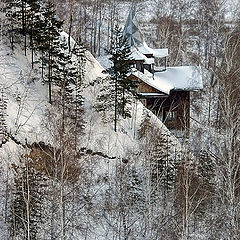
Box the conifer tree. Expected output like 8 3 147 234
6 0 30 54
71 38 87 135
52 39 76 133
3 0 23 50
4 0 42 55
25 0 41 68
38 0 63 103
96 25 137 132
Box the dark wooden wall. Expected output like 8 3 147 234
128 74 191 132
129 75 163 94
146 91 190 131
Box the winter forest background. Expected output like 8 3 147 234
0 0 240 239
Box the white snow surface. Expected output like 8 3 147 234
0 44 49 144
0 33 181 158
0 35 104 146
131 66 203 94
130 43 168 64
137 42 169 58
96 55 113 71
60 31 76 50
0 26 188 240
152 48 169 58
130 47 148 61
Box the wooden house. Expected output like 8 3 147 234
123 9 203 133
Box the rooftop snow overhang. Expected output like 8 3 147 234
137 42 153 55
131 66 203 95
144 58 154 64
130 69 173 94
153 48 169 58
136 42 169 58
138 92 168 97
130 48 155 64
130 48 147 61
154 66 203 92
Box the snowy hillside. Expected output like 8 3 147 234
0 31 183 239
1 0 239 238
0 33 181 155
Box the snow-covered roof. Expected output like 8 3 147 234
96 50 155 69
144 57 155 64
131 66 203 95
130 48 146 61
136 42 168 58
137 42 153 55
123 8 168 59
138 92 167 97
130 47 154 64
152 48 169 58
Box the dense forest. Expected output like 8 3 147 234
0 0 240 239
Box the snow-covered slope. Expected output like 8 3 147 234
0 34 183 239
0 30 183 158
0 45 49 143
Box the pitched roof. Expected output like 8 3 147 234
123 8 145 47
131 67 203 95
123 9 203 94
123 9 168 60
